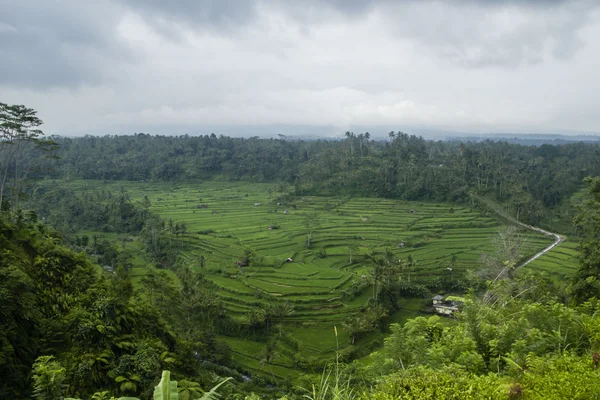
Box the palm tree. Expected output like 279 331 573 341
358 133 365 157
345 131 355 155
348 243 359 264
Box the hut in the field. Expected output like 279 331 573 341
432 295 463 316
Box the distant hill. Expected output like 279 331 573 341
447 133 600 146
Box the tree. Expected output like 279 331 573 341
348 242 358 264
259 339 279 385
238 246 255 267
344 304 388 344
0 102 48 211
198 254 206 270
142 195 151 210
368 249 405 307
303 212 320 249
265 301 294 331
245 307 267 334
476 226 525 286
275 182 290 205
0 258 40 398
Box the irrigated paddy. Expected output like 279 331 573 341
56 180 570 379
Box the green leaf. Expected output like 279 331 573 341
154 370 178 400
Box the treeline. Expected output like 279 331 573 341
24 132 600 227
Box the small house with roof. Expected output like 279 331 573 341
432 295 463 316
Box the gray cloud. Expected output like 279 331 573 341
120 0 258 29
286 0 597 67
0 0 134 88
117 0 597 67
382 1 595 68
0 0 595 90
1 0 599 135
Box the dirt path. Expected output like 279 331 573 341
473 195 566 268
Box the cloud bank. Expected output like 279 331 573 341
0 0 598 136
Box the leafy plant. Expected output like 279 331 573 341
32 356 67 400
115 373 141 394
153 371 179 400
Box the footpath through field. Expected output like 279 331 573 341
473 195 565 269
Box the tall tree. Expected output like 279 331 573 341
303 212 320 249
0 102 47 210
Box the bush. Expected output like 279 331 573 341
317 248 327 258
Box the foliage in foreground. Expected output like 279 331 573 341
365 353 600 399
30 363 233 400
0 213 233 399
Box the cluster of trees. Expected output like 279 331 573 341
0 103 57 211
19 131 600 227
572 176 600 303
26 186 187 268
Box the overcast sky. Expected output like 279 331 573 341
1 0 599 137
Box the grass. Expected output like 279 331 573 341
45 179 574 380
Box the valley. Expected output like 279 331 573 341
45 179 568 380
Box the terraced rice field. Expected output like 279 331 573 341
59 180 565 379
524 239 580 277
119 182 548 317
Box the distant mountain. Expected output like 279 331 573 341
446 133 600 146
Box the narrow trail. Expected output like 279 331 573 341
473 196 566 269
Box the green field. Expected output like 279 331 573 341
524 238 580 277
54 180 569 379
